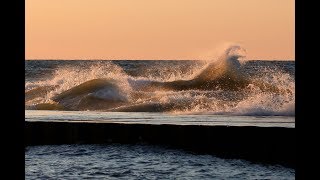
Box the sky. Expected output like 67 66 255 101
26 0 294 60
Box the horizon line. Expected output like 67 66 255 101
25 59 295 61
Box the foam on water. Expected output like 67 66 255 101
25 45 295 116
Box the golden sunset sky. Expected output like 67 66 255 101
26 0 294 60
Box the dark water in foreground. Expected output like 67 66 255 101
25 144 294 179
25 110 295 179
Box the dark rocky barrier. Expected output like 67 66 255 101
25 121 295 168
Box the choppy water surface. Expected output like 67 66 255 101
25 45 295 179
25 144 294 179
25 46 295 116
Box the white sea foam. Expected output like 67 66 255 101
25 45 295 116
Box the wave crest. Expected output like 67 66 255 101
25 45 294 116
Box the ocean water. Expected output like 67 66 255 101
25 46 295 179
25 110 294 128
26 46 294 115
25 144 294 179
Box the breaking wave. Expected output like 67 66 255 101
25 45 294 116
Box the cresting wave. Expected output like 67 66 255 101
25 45 295 116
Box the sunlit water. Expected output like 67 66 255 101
26 110 294 128
25 58 295 115
25 56 295 179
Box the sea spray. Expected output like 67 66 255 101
25 45 294 115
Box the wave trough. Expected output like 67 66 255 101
25 45 295 116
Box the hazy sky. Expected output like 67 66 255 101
26 0 294 60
